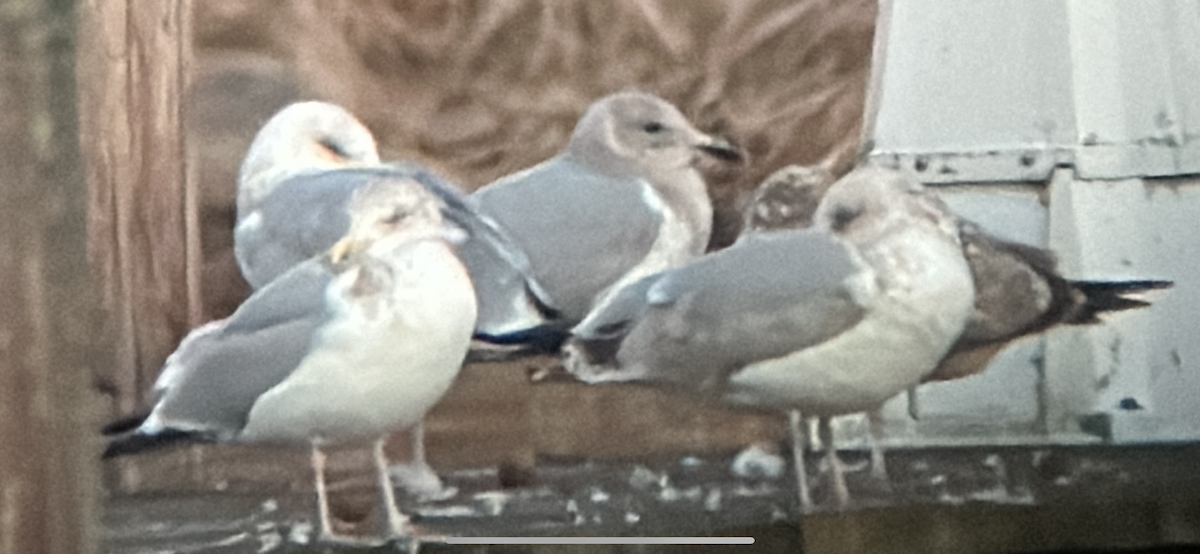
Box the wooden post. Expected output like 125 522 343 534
77 0 198 417
0 0 101 552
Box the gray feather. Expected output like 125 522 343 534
476 156 662 322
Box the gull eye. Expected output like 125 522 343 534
830 205 863 232
317 137 350 160
642 121 665 134
381 209 406 225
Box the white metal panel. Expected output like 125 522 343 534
866 0 1200 182
1067 0 1200 179
1046 172 1200 442
845 0 1200 450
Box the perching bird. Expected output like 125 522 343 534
235 101 556 346
235 101 381 287
738 165 1173 392
736 164 1172 484
231 101 559 498
564 167 976 511
104 178 477 545
473 90 744 326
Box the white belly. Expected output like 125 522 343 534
238 241 476 445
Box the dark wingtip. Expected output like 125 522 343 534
101 411 151 436
472 325 569 352
102 429 210 459
524 282 563 321
567 335 623 370
1069 279 1174 323
1074 279 1174 293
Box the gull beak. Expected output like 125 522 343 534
439 223 469 245
329 236 363 264
695 134 746 164
436 206 476 245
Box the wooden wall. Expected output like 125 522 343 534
79 0 199 417
0 0 100 552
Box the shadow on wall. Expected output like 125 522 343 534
189 0 877 319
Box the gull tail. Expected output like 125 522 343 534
102 428 214 459
1066 279 1173 324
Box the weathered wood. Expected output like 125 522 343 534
0 0 101 552
78 0 198 415
102 444 1200 553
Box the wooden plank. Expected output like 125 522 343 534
0 0 101 552
77 0 198 416
102 444 1200 553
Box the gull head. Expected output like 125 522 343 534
567 91 744 177
330 178 460 264
238 101 381 213
741 164 836 234
813 167 959 247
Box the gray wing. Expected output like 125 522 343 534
400 164 560 336
235 165 449 289
234 170 360 289
573 230 867 394
475 156 662 322
153 260 333 437
237 164 557 338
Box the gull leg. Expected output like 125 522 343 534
373 438 412 539
390 422 457 501
817 416 850 509
375 438 448 552
906 385 921 420
311 444 338 541
807 416 822 452
312 444 382 547
787 410 813 512
866 408 889 482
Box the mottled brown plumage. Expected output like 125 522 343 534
926 221 1171 382
741 165 835 233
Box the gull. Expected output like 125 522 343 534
737 164 1172 485
235 101 555 346
104 178 477 546
231 101 558 498
740 165 1171 383
473 90 744 326
563 167 976 510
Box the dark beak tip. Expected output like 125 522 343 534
698 141 747 164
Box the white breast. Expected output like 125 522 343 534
591 178 710 313
238 241 477 445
